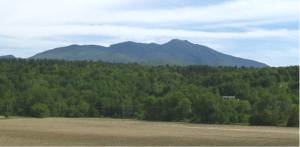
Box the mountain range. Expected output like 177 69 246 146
8 39 269 67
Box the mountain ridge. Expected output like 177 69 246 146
31 39 268 67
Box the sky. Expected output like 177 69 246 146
0 0 298 66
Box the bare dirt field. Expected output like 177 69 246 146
0 117 298 146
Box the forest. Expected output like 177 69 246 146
0 59 298 127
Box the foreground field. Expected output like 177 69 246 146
0 118 298 146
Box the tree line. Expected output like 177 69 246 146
0 59 298 127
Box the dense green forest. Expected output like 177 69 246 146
0 59 298 127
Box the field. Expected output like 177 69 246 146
0 118 298 146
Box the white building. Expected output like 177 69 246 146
222 96 236 100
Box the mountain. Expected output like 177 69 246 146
31 39 268 67
0 55 15 59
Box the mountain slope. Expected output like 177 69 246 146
0 55 15 59
31 39 268 67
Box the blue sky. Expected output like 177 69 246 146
0 0 298 66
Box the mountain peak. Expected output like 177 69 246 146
109 41 139 48
167 39 191 44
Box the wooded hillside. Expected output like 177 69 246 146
0 59 298 126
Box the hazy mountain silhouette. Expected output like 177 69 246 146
31 39 268 67
0 55 15 59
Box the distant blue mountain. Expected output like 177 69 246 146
0 55 15 59
31 39 268 67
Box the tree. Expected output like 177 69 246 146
189 90 222 123
160 92 191 121
236 100 251 123
287 104 299 127
143 96 160 120
30 103 50 118
250 92 291 126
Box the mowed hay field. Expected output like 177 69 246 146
0 118 298 146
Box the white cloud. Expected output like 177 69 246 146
0 25 297 40
0 0 297 25
234 47 299 67
0 0 298 66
